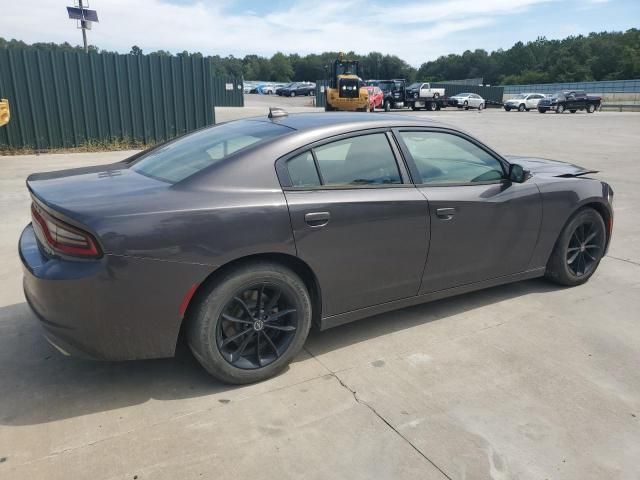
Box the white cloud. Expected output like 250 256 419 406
0 0 554 66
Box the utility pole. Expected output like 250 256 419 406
79 0 88 53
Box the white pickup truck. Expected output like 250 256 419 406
405 82 446 100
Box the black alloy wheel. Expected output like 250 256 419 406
216 283 297 370
187 262 312 384
545 208 606 286
565 221 603 278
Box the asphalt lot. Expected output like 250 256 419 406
1 99 639 479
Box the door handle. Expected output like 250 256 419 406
436 207 455 220
304 211 330 227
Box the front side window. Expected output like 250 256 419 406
398 131 504 184
131 120 290 183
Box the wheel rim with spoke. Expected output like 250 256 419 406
216 283 298 370
566 221 603 277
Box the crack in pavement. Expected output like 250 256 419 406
303 348 452 480
608 255 640 267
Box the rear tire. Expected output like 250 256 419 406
587 104 596 113
570 110 577 114
504 106 511 112
187 262 312 384
428 101 437 111
478 103 485 111
545 208 606 287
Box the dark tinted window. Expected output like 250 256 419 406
399 131 504 184
131 121 290 183
287 151 321 187
313 133 401 186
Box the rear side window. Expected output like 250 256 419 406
399 131 504 184
131 120 291 183
314 133 401 186
287 151 321 187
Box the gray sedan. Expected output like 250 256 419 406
20 112 613 383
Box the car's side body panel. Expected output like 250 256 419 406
285 187 430 316
417 181 542 293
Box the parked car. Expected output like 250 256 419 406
258 84 284 95
243 82 257 94
20 112 614 384
376 79 406 111
504 93 545 112
278 82 316 97
537 90 602 114
366 86 384 110
405 82 445 100
449 93 485 110
275 83 295 95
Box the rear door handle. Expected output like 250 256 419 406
436 207 455 220
304 211 330 227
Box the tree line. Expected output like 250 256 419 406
2 28 638 85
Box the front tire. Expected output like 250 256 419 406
538 108 547 113
518 104 525 112
290 92 296 97
384 100 391 112
464 101 469 110
187 262 312 384
545 208 606 287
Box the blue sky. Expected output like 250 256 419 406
2 0 639 66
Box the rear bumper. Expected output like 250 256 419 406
20 224 212 361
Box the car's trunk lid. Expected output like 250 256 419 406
27 162 170 224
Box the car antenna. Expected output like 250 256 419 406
268 107 288 119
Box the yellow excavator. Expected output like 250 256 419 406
0 99 9 127
324 53 370 112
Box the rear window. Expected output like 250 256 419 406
131 121 291 183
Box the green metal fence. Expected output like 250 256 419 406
212 75 244 107
0 49 219 150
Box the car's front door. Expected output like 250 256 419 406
395 129 542 293
280 131 430 316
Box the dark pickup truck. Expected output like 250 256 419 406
537 90 601 114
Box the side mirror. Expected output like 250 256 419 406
508 163 527 183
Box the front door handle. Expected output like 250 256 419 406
304 211 330 227
436 207 456 220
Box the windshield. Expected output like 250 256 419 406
552 91 567 98
378 81 395 91
511 94 526 99
131 121 291 183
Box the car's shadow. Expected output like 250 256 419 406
0 278 560 426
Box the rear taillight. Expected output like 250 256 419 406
31 202 101 258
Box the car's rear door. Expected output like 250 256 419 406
278 130 430 317
394 128 542 293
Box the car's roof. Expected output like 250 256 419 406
250 112 445 132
